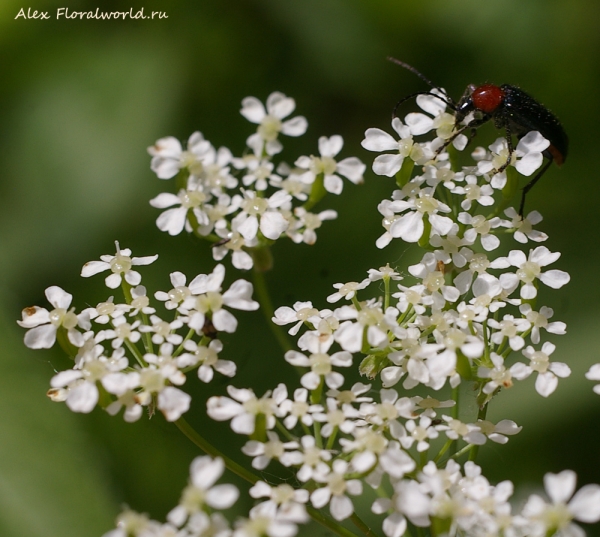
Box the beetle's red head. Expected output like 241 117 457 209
471 84 505 113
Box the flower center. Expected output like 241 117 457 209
110 253 132 274
423 271 445 292
415 195 439 214
241 196 269 216
310 353 332 376
258 115 282 141
168 286 190 304
180 190 206 209
516 261 541 283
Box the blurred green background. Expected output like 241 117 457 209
2 0 600 535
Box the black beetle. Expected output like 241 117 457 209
388 57 568 216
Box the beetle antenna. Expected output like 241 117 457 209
387 57 439 90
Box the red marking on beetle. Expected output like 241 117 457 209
548 145 565 166
471 85 505 114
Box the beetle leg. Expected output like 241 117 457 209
518 156 554 216
434 113 490 158
433 124 469 157
496 122 514 173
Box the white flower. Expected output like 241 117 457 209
279 435 332 482
180 264 259 334
459 212 504 252
49 369 100 413
234 501 305 537
249 481 309 513
475 419 522 444
435 416 485 445
242 431 298 470
311 459 363 521
18 286 90 349
326 280 369 303
453 174 494 210
512 342 571 397
519 304 566 344
104 379 144 422
386 187 453 244
81 242 158 289
504 208 548 243
381 479 431 535
333 303 402 353
284 348 352 390
521 470 600 537
272 301 320 336
239 157 278 191
586 363 600 394
493 246 570 299
147 131 211 179
98 316 142 349
233 189 291 241
49 348 127 414
139 314 184 345
409 252 460 305
157 386 191 421
207 385 279 435
167 456 239 527
513 131 551 176
478 352 520 394
180 339 236 383
488 314 531 351
276 387 323 429
212 229 255 270
241 92 307 156
361 117 415 177
397 416 439 452
129 285 156 316
150 185 209 236
295 135 365 194
154 271 192 310
478 132 548 182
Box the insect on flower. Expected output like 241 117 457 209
388 57 568 216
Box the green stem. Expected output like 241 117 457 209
174 416 258 484
449 443 474 461
124 338 146 368
325 427 338 451
433 439 454 464
350 512 380 537
252 267 293 354
173 328 196 357
303 173 327 212
450 384 460 457
383 274 390 312
468 404 489 462
307 507 362 537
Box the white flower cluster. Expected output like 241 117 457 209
17 242 258 422
104 455 600 537
18 89 600 537
355 92 571 398
148 91 366 270
103 455 313 537
197 95 585 533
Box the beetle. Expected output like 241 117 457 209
388 57 568 216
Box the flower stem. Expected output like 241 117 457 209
174 416 258 484
307 507 362 537
252 267 293 354
468 403 489 462
350 512 381 537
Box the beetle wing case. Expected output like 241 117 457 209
499 85 568 164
